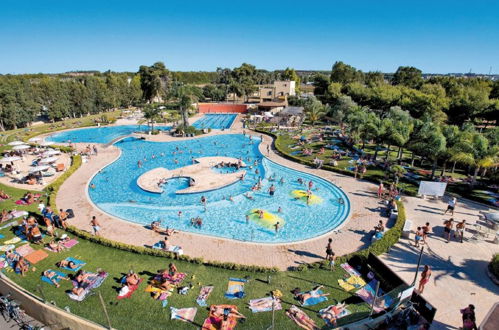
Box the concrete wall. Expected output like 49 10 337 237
0 274 105 330
198 103 248 113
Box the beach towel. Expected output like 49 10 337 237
224 278 247 299
117 278 143 300
0 221 18 230
145 280 174 301
0 244 15 252
152 242 183 255
286 305 318 330
41 270 67 286
338 275 366 292
60 257 85 272
248 297 282 313
3 237 21 245
62 239 79 249
319 303 351 327
202 305 240 330
15 244 35 257
67 271 108 302
196 286 214 306
340 263 361 277
0 234 4 239
301 290 328 306
170 307 197 323
156 272 186 285
10 210 28 218
25 249 48 264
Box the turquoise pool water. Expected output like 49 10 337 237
84 133 349 243
48 125 171 144
192 114 237 129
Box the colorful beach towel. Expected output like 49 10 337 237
0 244 15 252
60 257 86 272
10 210 28 218
156 272 186 285
15 244 35 257
3 237 22 245
248 297 282 313
319 303 351 327
145 280 174 301
202 305 241 330
301 290 328 306
338 275 366 292
117 278 143 300
196 286 214 306
286 305 318 330
224 278 247 299
41 270 67 286
62 239 79 249
340 263 361 277
25 249 48 264
170 307 197 323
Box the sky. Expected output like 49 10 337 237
1 0 498 74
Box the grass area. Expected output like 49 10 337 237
0 184 372 329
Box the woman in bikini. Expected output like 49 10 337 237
418 265 431 293
57 259 78 269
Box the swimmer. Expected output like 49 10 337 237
338 197 344 205
229 195 234 202
278 206 282 213
245 215 249 224
274 221 280 233
137 160 142 168
90 183 96 189
244 192 254 200
257 209 264 219
279 177 285 185
178 211 182 219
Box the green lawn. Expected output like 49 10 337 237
0 183 372 329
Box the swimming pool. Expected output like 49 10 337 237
86 134 350 243
48 125 171 144
192 114 237 130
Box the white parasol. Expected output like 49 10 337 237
39 156 58 164
0 156 21 163
40 141 54 147
28 137 42 142
42 149 61 157
12 145 30 150
8 141 25 146
30 165 50 172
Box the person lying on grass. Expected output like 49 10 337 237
57 259 78 270
15 257 29 276
124 270 140 287
43 270 68 288
0 190 10 200
292 286 329 304
71 270 94 296
47 239 66 252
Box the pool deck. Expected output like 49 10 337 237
55 117 499 328
136 157 246 194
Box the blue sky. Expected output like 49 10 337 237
1 0 498 74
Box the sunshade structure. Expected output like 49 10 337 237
8 141 25 146
41 149 61 157
30 165 50 172
39 156 58 164
28 137 42 142
40 141 55 147
12 145 30 150
0 156 21 163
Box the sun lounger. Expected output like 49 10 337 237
41 270 67 286
286 305 318 330
59 257 86 272
319 303 351 327
170 307 197 323
248 297 282 313
56 163 65 172
224 278 247 299
196 286 214 306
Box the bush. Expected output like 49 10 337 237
490 253 499 278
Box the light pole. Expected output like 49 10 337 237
412 245 425 286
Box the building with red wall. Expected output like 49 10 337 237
198 103 248 113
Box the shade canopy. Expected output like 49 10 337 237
40 141 55 146
39 156 58 164
30 165 50 172
42 149 61 157
12 145 30 150
0 156 21 163
8 141 25 146
28 137 42 142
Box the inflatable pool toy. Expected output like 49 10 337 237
291 190 323 205
248 209 284 229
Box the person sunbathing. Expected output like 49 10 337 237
57 259 78 269
210 305 246 328
15 257 29 276
5 250 20 264
286 307 317 330
0 190 10 199
164 227 178 236
124 271 140 286
43 270 68 288
70 270 94 296
1 209 10 222
320 302 347 326
293 286 329 304
150 221 162 233
47 240 65 252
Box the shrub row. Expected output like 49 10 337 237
65 226 279 273
294 201 406 271
44 154 82 210
490 253 499 278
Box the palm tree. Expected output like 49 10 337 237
142 104 161 132
390 164 406 184
305 100 326 126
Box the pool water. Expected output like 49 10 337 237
48 125 171 144
192 114 237 130
86 134 350 243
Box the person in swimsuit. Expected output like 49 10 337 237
422 222 431 244
418 265 431 293
43 270 68 288
443 218 454 242
57 259 78 269
90 216 101 236
455 220 466 243
414 227 423 247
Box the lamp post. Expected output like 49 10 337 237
412 245 425 286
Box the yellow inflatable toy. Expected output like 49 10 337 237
248 209 284 229
291 190 323 205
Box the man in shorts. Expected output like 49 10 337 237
444 197 457 216
455 220 466 243
443 218 454 242
90 216 101 236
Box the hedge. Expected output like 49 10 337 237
65 226 279 273
256 128 417 196
490 253 499 278
294 201 406 271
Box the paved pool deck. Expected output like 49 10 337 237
55 118 499 328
